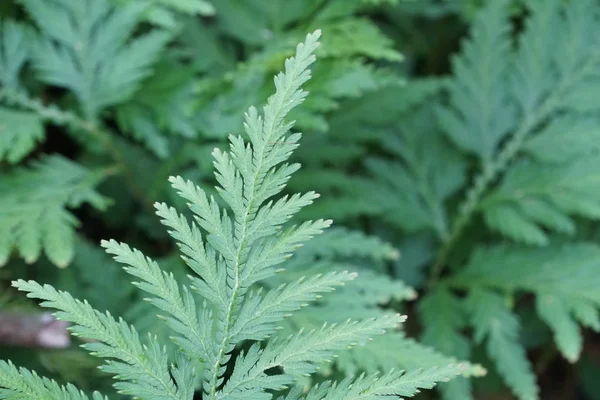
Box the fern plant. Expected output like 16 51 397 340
0 0 404 270
1 31 464 400
329 1 600 399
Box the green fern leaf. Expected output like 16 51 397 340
466 289 538 400
111 0 215 29
436 0 513 163
219 315 404 399
102 239 212 362
419 288 474 400
336 332 486 378
3 29 459 400
0 107 44 163
299 366 465 400
0 156 110 267
115 60 197 157
195 29 329 398
0 19 30 88
440 0 600 248
12 280 194 399
481 157 600 245
319 18 402 61
522 116 600 164
296 227 399 262
453 243 600 363
20 0 171 119
0 360 107 400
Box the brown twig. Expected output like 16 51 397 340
0 312 70 349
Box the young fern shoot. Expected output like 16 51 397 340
7 30 463 400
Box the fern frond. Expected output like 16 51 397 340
466 289 538 400
0 107 43 164
1 28 459 400
154 200 228 308
20 0 171 119
0 360 107 400
111 0 215 29
336 332 486 378
296 227 399 262
0 19 30 88
482 156 600 245
201 29 323 398
452 243 600 363
363 108 466 237
12 280 194 399
418 288 473 400
101 239 211 363
438 0 600 252
0 156 110 267
436 0 513 162
319 18 402 61
231 271 357 342
523 116 600 163
298 366 465 400
219 315 405 400
115 60 197 157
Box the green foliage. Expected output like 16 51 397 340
0 19 29 89
401 0 600 398
453 243 600 363
0 107 44 163
2 0 600 399
0 360 106 400
1 31 462 400
111 0 215 29
466 289 538 400
0 156 110 267
20 0 172 120
301 0 600 398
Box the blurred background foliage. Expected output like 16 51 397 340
1 0 599 399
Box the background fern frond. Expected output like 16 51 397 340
20 0 171 120
0 18 30 88
436 0 513 163
482 157 600 245
452 243 600 364
419 288 474 400
300 366 465 400
0 156 110 267
466 289 538 400
0 107 43 164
